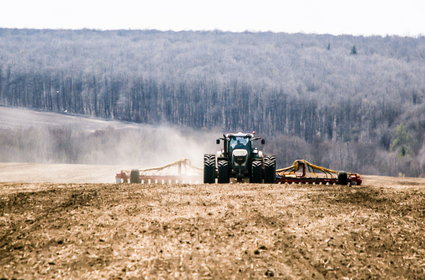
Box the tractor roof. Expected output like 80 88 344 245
224 132 254 138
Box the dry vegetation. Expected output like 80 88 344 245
0 176 424 279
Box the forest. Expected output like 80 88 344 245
0 28 424 176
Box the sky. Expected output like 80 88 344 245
0 0 424 36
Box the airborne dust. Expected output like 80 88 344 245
0 106 218 169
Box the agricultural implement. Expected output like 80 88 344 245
115 159 202 184
116 132 362 186
276 159 362 185
116 158 361 185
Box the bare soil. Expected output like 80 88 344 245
0 176 424 279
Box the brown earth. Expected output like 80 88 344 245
0 175 424 279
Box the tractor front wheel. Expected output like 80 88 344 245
250 160 263 183
264 155 276 183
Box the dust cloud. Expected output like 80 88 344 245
0 107 219 169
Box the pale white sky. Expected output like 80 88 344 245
0 0 424 36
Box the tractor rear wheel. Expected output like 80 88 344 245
217 160 230 183
264 155 276 183
130 169 141 183
337 172 348 185
250 160 263 183
203 154 215 184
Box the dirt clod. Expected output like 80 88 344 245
265 270 274 277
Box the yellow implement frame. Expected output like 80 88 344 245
276 159 338 179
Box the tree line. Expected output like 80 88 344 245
0 28 424 176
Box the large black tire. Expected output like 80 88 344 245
337 172 348 185
130 169 141 183
217 160 230 183
250 160 263 183
203 154 215 184
264 155 276 183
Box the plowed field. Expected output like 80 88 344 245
2 103 423 279
0 176 424 279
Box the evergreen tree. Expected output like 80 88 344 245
390 124 413 157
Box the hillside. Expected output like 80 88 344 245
0 106 216 169
0 29 425 176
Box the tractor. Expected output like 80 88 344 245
203 132 276 183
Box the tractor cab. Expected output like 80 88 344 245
218 132 264 155
228 134 252 153
226 134 254 173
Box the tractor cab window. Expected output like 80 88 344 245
229 136 251 150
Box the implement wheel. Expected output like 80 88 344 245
130 169 141 183
203 154 215 184
337 172 348 185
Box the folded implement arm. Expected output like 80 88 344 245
276 159 362 185
116 159 203 184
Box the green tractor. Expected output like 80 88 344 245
203 132 276 184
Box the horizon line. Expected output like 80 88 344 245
0 26 424 39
